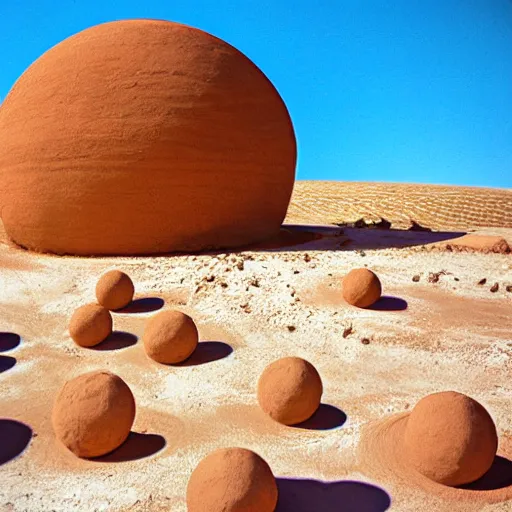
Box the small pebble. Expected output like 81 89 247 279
287 326 296 332
361 338 370 345
478 278 487 285
412 275 420 282
506 285 512 293
490 283 499 293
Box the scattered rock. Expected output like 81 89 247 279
236 260 244 271
249 278 260 288
428 271 449 283
361 338 370 345
293 270 300 274
409 220 432 232
205 275 215 283
287 326 296 332
478 278 487 285
490 283 499 293
412 275 420 282
342 325 353 338
240 303 252 314
506 285 512 293
304 253 311 263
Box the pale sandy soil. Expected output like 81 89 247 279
1 181 511 512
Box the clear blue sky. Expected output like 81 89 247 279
1 1 511 188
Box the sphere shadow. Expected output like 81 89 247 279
175 341 233 367
292 404 347 431
117 297 165 314
460 456 512 491
93 432 166 463
369 297 408 311
0 419 32 465
0 355 16 373
276 478 391 512
0 332 21 352
91 331 138 351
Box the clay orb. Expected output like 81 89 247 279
257 357 323 425
52 371 136 458
69 303 113 347
96 270 135 310
403 391 498 486
187 447 278 512
0 19 296 255
342 268 382 308
143 310 198 364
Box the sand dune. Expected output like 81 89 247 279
286 181 512 231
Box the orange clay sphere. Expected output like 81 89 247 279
403 391 498 486
69 303 113 347
95 270 135 310
0 19 296 255
143 310 198 364
257 357 323 425
187 448 278 512
52 371 136 458
342 268 382 308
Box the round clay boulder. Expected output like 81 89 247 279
143 310 198 364
342 268 382 308
52 371 136 458
0 20 296 255
96 270 135 310
403 391 498 486
187 447 278 512
257 357 323 425
69 303 113 347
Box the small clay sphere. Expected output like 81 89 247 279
52 371 136 458
69 303 112 347
342 268 382 308
403 391 498 486
257 357 323 425
143 310 198 364
187 447 278 512
95 270 135 310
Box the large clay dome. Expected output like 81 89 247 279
0 19 296 255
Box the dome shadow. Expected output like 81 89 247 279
292 404 347 431
94 432 166 463
116 297 165 314
175 341 233 366
0 333 21 352
0 356 16 373
276 478 391 512
369 296 408 311
91 331 138 351
460 456 512 491
0 419 32 465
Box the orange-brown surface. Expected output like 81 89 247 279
0 19 295 255
0 181 511 511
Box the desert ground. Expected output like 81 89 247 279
1 181 511 512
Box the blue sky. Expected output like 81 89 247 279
1 1 511 188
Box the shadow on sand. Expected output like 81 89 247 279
460 456 512 491
292 404 347 431
369 296 408 312
94 432 166 463
0 419 32 465
91 331 138 351
117 297 165 314
0 333 21 352
0 356 16 373
276 478 391 512
175 341 233 366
